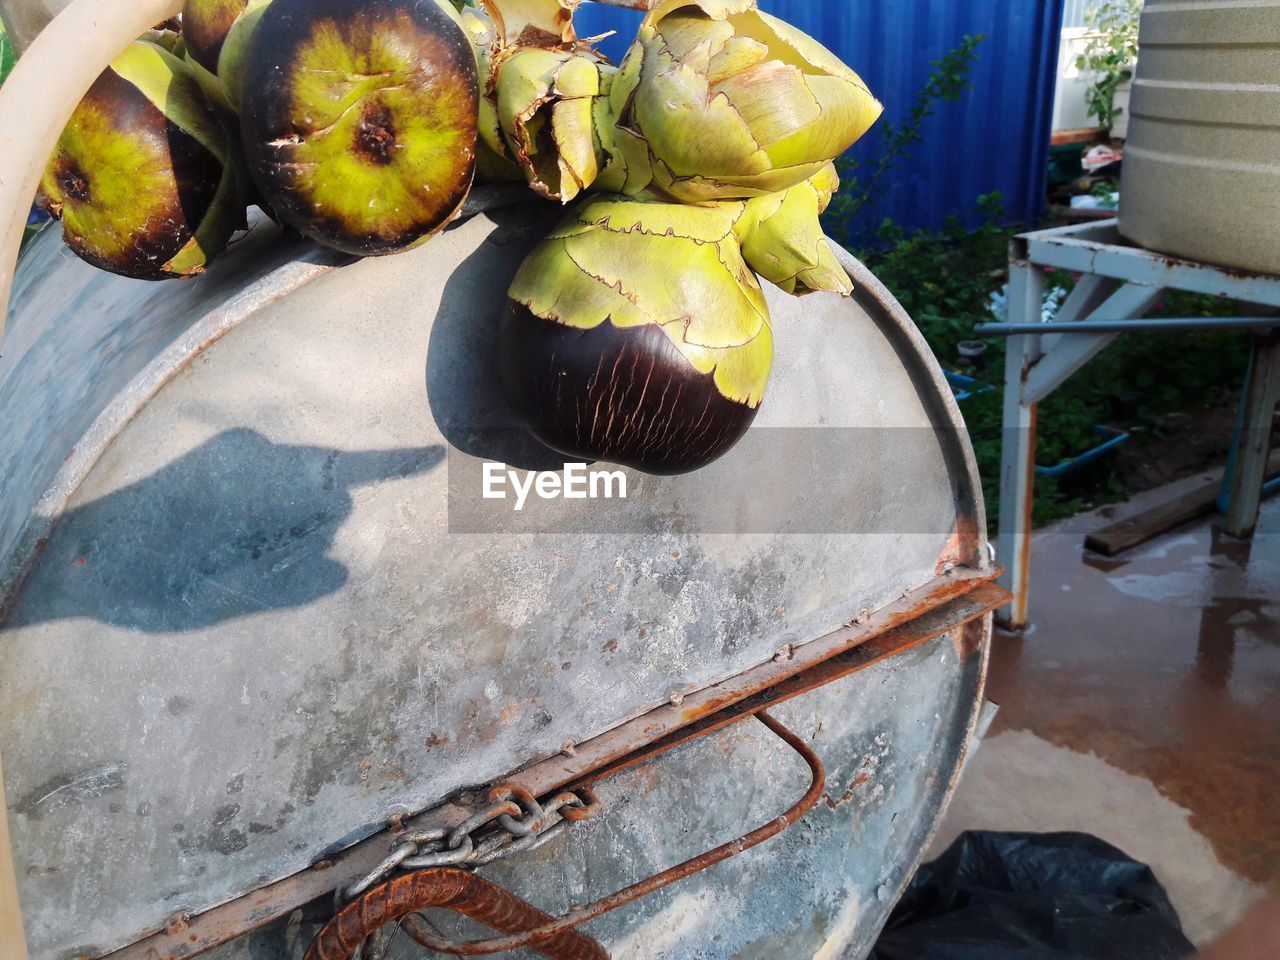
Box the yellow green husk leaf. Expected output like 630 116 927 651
509 195 774 407
736 163 851 296
481 0 580 47
600 0 882 202
494 46 606 200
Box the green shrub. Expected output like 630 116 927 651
0 19 16 87
1076 0 1143 129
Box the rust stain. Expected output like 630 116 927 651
948 619 985 660
936 513 983 575
386 712 825 958
823 772 871 810
306 868 608 960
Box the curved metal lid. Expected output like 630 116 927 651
0 204 985 958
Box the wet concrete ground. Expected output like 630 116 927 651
936 489 1278 945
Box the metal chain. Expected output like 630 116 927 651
343 785 603 902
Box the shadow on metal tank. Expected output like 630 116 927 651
1 429 444 632
425 202 568 472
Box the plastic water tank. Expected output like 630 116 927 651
1119 0 1280 275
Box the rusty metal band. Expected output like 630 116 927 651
98 572 1006 960
304 868 608 960
309 710 825 957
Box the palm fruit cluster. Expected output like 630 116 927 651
39 0 880 472
491 0 881 472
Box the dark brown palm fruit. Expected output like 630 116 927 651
37 39 244 281
183 0 259 112
500 305 767 475
238 0 479 256
183 0 250 76
499 196 774 476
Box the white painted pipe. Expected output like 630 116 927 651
0 1 182 953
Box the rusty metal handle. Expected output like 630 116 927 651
304 867 608 960
396 710 825 956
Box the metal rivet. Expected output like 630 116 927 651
774 643 795 662
855 608 872 624
164 912 191 935
562 740 578 757
669 691 685 706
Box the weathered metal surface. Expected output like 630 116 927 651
1224 335 1280 538
1016 221 1280 307
390 711 826 956
1 202 987 958
208 617 990 959
101 581 1003 960
980 316 1280 336
439 620 989 959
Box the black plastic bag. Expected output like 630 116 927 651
868 831 1196 960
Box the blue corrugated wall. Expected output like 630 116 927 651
575 0 1066 242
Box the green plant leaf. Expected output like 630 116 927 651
1077 0 1143 127
0 19 16 88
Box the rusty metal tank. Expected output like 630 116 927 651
1120 0 1280 275
0 7 1003 954
0 194 1003 960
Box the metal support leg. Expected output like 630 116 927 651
996 271 1165 627
996 260 1045 629
1225 333 1280 537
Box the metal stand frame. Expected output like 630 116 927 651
997 220 1280 629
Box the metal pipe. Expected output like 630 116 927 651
304 868 609 960
396 711 826 956
976 316 1280 337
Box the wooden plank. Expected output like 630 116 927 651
1051 128 1103 146
1086 450 1280 556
